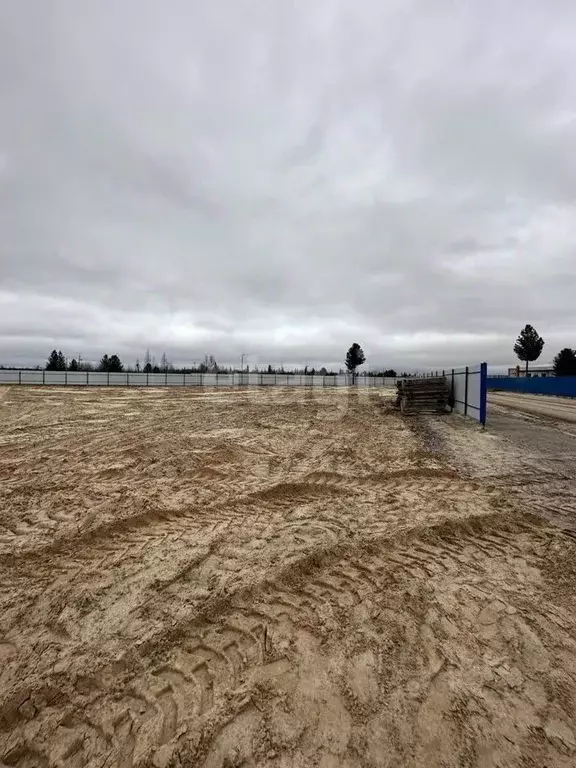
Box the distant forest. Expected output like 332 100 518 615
0 349 403 377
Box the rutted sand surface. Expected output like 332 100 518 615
1 386 576 767
489 392 576 424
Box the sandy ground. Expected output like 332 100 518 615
424 401 576 525
1 386 576 767
489 391 576 423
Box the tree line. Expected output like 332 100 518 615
513 325 576 376
46 350 125 372
32 334 576 379
43 344 402 377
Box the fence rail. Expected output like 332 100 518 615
0 370 399 388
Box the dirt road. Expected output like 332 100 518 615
1 386 576 767
489 390 576 423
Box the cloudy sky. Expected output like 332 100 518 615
2 1 576 371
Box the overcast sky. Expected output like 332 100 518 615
2 1 576 371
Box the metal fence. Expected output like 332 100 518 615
413 363 487 424
487 375 576 398
0 370 399 388
446 363 487 425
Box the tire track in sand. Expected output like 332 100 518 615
3 509 574 768
0 463 508 674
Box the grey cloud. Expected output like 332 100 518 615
2 0 576 372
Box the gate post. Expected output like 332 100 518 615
480 362 488 427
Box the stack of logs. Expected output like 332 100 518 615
395 377 451 414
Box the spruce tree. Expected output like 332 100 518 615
46 350 59 370
513 325 544 375
345 343 366 380
553 348 576 377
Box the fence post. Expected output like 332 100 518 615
43 370 45 385
107 371 110 386
127 373 129 386
146 372 149 387
183 373 185 387
464 366 469 417
18 370 21 385
480 362 487 428
451 369 455 412
165 370 168 386
65 370 67 386
86 371 89 386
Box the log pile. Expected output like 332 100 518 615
395 377 451 415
